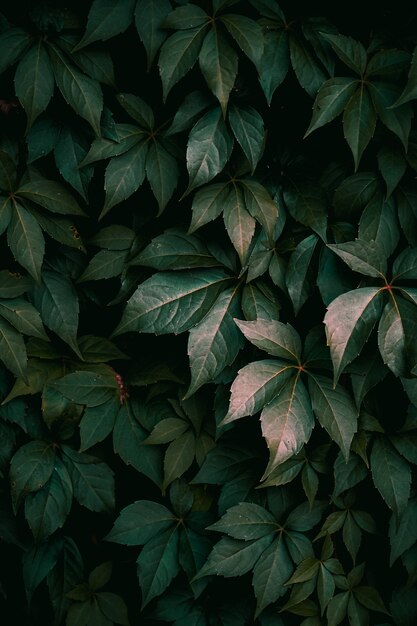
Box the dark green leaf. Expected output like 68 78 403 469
196 534 273 578
284 181 327 241
50 44 103 136
146 139 179 213
220 13 263 69
16 179 86 216
30 269 81 358
286 234 318 315
159 26 208 101
207 502 277 540
24 459 72 542
305 78 358 136
75 0 135 49
371 435 411 515
187 286 243 396
186 107 233 193
7 201 44 282
320 32 367 75
308 374 357 460
137 526 180 607
324 287 383 384
79 397 119 451
52 370 118 407
106 500 175 545
14 41 54 131
0 315 28 380
102 140 148 217
258 29 289 105
62 446 115 513
135 0 172 69
113 269 230 336
253 535 293 617
234 318 301 361
10 440 55 512
199 27 237 116
0 27 32 74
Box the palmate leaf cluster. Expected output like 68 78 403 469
0 0 417 624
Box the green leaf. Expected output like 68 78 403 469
16 179 86 216
396 185 417 246
113 404 163 486
324 287 384 384
305 78 358 136
308 374 357 460
289 36 327 97
187 286 243 396
62 446 115 513
0 271 33 299
24 459 72 542
113 269 230 336
333 172 379 220
343 84 377 170
333 451 367 497
261 375 314 473
96 592 129 625
90 224 135 250
165 90 211 136
88 562 112 590
186 107 233 193
220 14 263 69
137 526 180 607
208 502 277 540
73 48 116 88
75 0 135 49
258 29 289 105
359 194 399 258
389 497 417 565
10 440 56 512
116 93 154 129
159 25 208 101
327 591 349 626
52 370 118 407
78 335 129 362
228 105 264 172
223 184 255 264
146 139 179 213
14 41 54 131
131 229 219 270
241 179 278 244
163 431 196 489
54 127 93 202
49 44 103 136
0 27 32 74
196 534 273 578
199 27 237 116
78 249 127 282
242 280 281 321
30 269 81 358
0 297 47 339
79 397 119 451
283 181 327 241
47 537 84 625
353 585 389 614
371 435 411 515
135 0 171 69
234 319 301 361
80 124 143 166
286 234 318 315
189 182 229 233
7 202 44 282
253 535 294 617
102 140 148 217
327 239 387 278
378 296 417 376
0 315 28 380
391 43 417 107
377 145 407 200
392 247 417 281
369 81 412 149
163 4 209 29
0 150 16 192
222 359 293 424
144 417 188 444
0 196 12 235
320 32 367 75
23 537 63 603
106 500 175 545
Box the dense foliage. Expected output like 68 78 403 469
1 0 417 624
